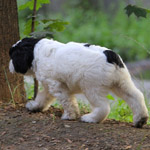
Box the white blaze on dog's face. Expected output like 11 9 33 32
12 40 22 47
9 59 15 73
9 38 41 74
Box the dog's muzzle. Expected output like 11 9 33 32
9 60 15 73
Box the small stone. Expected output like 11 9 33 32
32 121 36 124
64 124 71 128
38 144 43 147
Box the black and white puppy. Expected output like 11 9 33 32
9 38 149 128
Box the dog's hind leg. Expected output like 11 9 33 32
81 88 110 123
48 80 80 120
60 95 80 120
26 84 55 112
112 77 149 128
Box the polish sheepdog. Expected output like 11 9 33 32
9 38 149 128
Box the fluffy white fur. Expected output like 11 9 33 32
9 39 149 127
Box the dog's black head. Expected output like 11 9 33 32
9 38 41 74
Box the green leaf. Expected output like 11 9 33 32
23 19 39 36
36 0 50 11
30 31 53 38
45 20 69 32
125 5 148 18
23 19 32 35
38 0 50 4
19 0 34 10
37 18 69 32
49 22 68 31
39 19 58 23
19 0 50 11
106 94 115 101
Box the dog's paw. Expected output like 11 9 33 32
133 117 148 128
61 112 78 120
26 101 40 112
81 114 98 123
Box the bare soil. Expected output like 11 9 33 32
0 104 150 150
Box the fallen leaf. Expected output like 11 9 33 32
1 131 6 136
66 138 72 143
125 145 132 149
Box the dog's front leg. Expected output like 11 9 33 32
26 84 54 112
48 80 80 120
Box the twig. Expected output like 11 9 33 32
31 0 37 33
31 0 38 99
3 68 15 106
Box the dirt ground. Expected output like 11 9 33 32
0 104 150 150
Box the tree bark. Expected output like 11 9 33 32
0 0 25 103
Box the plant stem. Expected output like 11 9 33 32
3 68 15 106
33 78 38 99
31 0 38 99
31 0 37 33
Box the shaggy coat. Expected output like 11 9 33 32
9 38 149 128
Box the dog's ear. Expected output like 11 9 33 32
11 47 34 74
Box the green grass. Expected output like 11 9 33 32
24 82 34 100
108 98 133 123
78 100 91 115
136 70 150 80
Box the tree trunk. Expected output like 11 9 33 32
0 0 25 103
